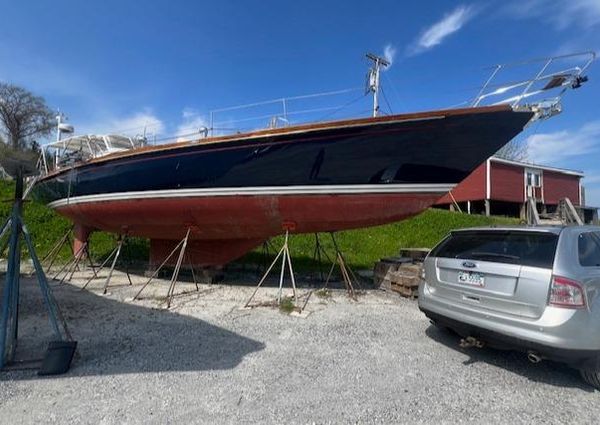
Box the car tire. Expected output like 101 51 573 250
580 369 600 390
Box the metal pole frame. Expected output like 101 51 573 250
0 197 22 367
185 252 199 292
0 172 72 370
53 241 88 285
165 229 191 308
312 233 333 283
21 221 70 341
323 232 358 300
256 239 275 276
133 228 192 307
0 217 11 242
0 218 11 258
31 225 74 278
244 230 299 310
102 235 126 294
80 234 128 293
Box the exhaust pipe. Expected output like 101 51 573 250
527 351 542 364
459 336 485 349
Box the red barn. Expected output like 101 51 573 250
435 157 596 221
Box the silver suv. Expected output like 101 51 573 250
418 226 600 389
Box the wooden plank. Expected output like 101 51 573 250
389 283 418 299
373 259 423 298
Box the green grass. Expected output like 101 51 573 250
1 179 518 270
238 208 518 270
278 296 296 314
315 288 332 299
0 180 145 262
1 179 73 257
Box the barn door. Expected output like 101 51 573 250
525 169 543 202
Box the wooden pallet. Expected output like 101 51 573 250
374 260 422 299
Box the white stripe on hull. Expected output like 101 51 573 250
48 183 455 209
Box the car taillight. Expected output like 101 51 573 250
549 276 586 309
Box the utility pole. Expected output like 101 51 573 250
366 53 390 117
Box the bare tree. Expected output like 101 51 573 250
0 83 54 151
495 139 528 161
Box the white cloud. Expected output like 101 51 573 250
57 107 212 144
383 44 397 68
75 109 165 139
525 120 600 164
175 108 209 141
525 122 600 207
111 110 165 136
507 0 600 30
408 5 476 55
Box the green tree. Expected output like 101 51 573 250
0 83 54 151
495 139 528 161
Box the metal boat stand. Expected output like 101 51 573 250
133 228 198 308
81 234 133 294
0 167 76 375
37 225 75 275
312 233 333 283
323 232 359 300
51 240 95 285
0 219 12 258
256 239 276 275
244 228 300 310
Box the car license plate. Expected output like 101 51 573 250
458 271 485 287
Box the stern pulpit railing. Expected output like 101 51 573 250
471 52 595 121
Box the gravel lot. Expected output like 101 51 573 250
0 268 598 424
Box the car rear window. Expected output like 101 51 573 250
430 230 559 268
578 231 600 267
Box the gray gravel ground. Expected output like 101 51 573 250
0 269 598 424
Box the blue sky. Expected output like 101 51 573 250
1 0 599 203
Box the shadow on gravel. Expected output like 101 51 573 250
110 262 366 291
424 325 594 392
1 277 265 380
223 260 374 291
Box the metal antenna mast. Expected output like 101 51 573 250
366 53 390 117
55 112 73 142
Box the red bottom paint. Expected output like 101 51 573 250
58 193 443 267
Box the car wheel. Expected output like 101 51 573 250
580 369 600 390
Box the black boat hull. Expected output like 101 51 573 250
32 105 534 266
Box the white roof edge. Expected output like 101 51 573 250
490 156 584 177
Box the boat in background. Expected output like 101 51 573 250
31 52 595 269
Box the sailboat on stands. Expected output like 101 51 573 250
31 52 595 269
